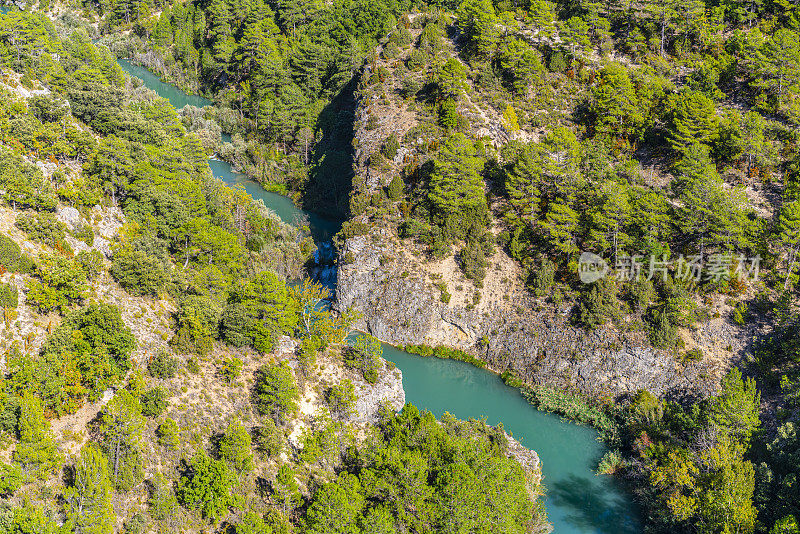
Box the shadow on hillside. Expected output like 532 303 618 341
302 74 359 224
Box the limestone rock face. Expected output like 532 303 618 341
56 206 83 231
336 230 733 400
352 361 405 424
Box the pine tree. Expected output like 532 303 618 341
755 28 800 113
99 390 146 491
64 445 115 534
456 0 499 59
778 199 800 289
668 91 719 155
591 63 642 141
540 201 580 255
428 133 488 240
219 420 254 473
588 181 632 261
13 393 62 480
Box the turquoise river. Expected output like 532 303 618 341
117 57 641 534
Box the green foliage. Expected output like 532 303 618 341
221 271 293 353
14 212 70 252
707 368 760 444
12 393 62 481
172 296 221 355
156 418 180 449
218 420 254 473
253 362 299 425
428 133 488 241
667 91 719 155
521 385 616 439
0 234 34 273
302 405 546 533
99 390 146 492
177 449 239 522
0 147 57 211
597 450 623 475
111 242 171 297
387 176 404 201
403 343 486 367
140 387 169 418
148 473 180 521
26 253 88 313
0 284 18 309
63 445 115 534
345 334 383 384
325 379 357 419
576 278 620 330
0 463 23 497
148 350 178 379
253 419 284 458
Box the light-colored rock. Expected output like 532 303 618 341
56 206 82 231
352 361 405 424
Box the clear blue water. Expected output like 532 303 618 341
384 345 641 534
116 59 211 110
117 57 642 534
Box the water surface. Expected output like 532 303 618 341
115 57 642 534
385 345 641 534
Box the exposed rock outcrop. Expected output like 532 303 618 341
336 229 739 400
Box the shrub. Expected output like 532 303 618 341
149 350 178 379
381 134 400 160
253 419 283 458
72 224 95 246
76 250 103 279
459 239 487 283
171 296 222 356
111 245 170 297
438 99 458 129
186 358 201 374
576 278 620 329
219 356 243 383
596 450 624 475
404 343 486 367
0 283 18 308
681 347 704 364
387 176 404 200
15 212 71 253
218 421 253 473
140 387 169 418
0 462 23 496
149 473 179 520
345 335 383 384
0 234 34 273
530 258 556 296
325 380 357 419
156 418 180 449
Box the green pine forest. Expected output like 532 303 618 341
0 0 800 532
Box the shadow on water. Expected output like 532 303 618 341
303 74 360 221
551 474 641 534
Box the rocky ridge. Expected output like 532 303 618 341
335 25 748 401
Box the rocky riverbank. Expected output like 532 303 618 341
336 228 746 401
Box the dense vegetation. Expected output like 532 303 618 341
0 7 546 534
94 0 420 214
4 0 800 530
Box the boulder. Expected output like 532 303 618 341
56 206 82 231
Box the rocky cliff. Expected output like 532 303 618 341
333 22 749 400
336 229 743 400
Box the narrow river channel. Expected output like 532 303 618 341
116 57 641 534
